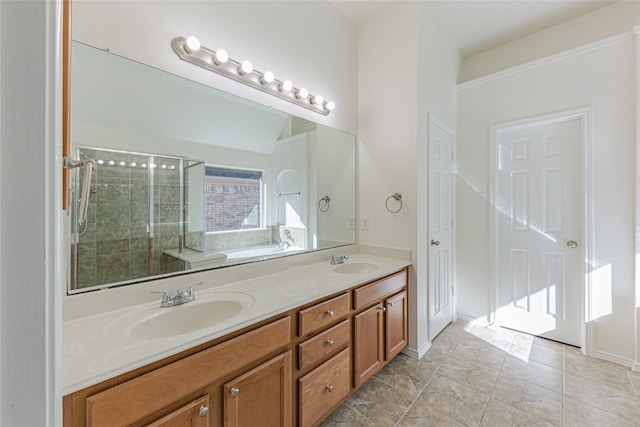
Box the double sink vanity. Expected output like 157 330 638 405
63 245 411 426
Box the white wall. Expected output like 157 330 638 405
457 7 638 363
459 1 640 83
358 2 459 355
0 1 62 424
72 0 358 135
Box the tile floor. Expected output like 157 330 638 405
320 321 640 426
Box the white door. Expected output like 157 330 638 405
494 116 582 346
428 116 455 339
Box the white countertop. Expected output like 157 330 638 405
63 245 411 395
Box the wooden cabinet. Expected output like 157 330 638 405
64 267 409 427
71 317 291 427
223 352 292 427
385 290 408 360
299 348 350 427
353 303 385 388
146 395 210 427
353 270 408 389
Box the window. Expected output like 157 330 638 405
204 166 263 233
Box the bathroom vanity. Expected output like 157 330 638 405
62 248 410 426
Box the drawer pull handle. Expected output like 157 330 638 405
326 385 334 392
326 339 334 347
326 310 334 317
230 387 240 398
198 406 209 417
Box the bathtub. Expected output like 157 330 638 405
222 244 304 260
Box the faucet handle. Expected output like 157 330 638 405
341 251 349 260
151 289 172 303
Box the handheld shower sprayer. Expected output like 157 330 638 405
64 156 97 225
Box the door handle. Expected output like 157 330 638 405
431 239 440 246
567 240 578 249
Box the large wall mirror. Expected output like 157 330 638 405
68 41 356 294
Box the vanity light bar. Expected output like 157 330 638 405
171 36 335 116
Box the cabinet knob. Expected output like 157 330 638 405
198 406 209 417
388 301 394 307
326 339 334 347
230 387 240 398
326 310 334 317
378 306 386 312
326 385 334 392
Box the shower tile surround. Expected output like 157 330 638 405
75 148 183 289
74 147 308 290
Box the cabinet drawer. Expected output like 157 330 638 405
299 348 350 427
298 293 350 337
85 317 291 427
353 269 407 311
298 319 350 372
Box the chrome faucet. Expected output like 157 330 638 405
330 252 349 265
152 282 202 307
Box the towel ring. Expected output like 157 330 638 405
318 195 330 212
385 193 403 213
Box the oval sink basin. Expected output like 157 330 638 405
130 300 243 340
333 262 379 274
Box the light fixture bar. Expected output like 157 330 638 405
171 36 334 116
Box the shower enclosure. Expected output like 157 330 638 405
69 147 204 292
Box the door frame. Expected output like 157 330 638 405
426 113 457 340
489 107 593 352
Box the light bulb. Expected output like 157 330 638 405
119 161 126 166
141 163 147 168
261 71 275 84
97 159 104 165
131 162 137 167
185 36 201 53
108 160 115 166
325 101 336 111
312 95 324 105
215 49 229 64
240 60 253 74
280 80 293 92
297 88 309 99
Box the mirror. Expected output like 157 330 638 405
69 41 356 294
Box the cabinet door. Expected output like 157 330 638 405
146 395 209 427
353 304 384 388
223 351 292 427
386 291 408 360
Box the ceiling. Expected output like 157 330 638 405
329 0 618 57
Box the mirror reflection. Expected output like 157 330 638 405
69 41 356 294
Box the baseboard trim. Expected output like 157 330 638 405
402 341 431 360
589 349 634 368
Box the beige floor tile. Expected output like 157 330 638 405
374 353 439 397
400 374 489 427
465 323 515 351
565 350 633 393
423 343 456 364
344 377 415 427
451 335 508 371
627 369 640 395
508 338 564 370
492 372 562 425
437 352 500 393
564 372 640 422
480 398 555 426
563 396 637 427
319 404 372 427
501 354 563 392
397 412 466 427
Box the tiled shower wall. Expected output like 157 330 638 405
75 148 183 289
